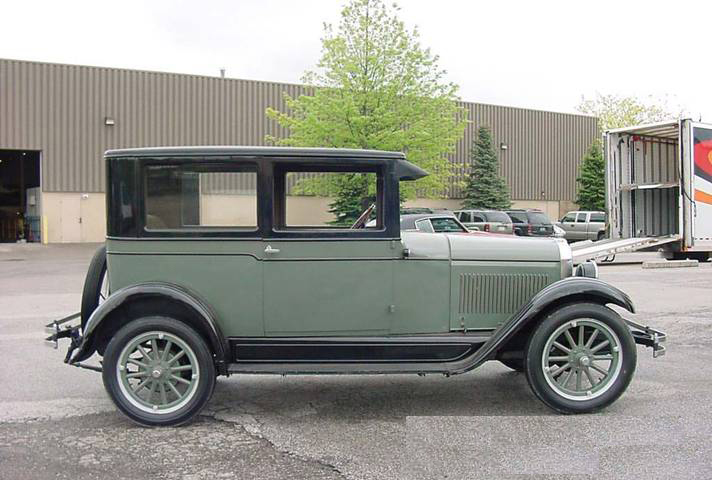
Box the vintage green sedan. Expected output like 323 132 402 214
46 147 665 426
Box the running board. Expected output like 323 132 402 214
227 361 460 375
227 334 491 375
570 235 680 263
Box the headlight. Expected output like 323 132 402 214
556 239 573 278
575 261 599 279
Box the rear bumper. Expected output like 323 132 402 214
625 318 667 358
44 313 101 372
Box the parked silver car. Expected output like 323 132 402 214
454 210 514 234
557 211 606 241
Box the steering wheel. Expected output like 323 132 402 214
350 204 376 229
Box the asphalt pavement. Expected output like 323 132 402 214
1 243 711 479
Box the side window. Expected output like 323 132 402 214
414 219 434 233
274 167 383 231
590 213 606 222
561 213 576 223
458 212 471 223
508 212 526 223
471 214 486 222
430 217 466 233
144 165 257 230
576 213 588 223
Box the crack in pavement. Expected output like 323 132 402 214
204 409 347 479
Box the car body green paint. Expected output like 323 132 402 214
106 235 562 336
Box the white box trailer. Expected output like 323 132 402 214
572 119 712 263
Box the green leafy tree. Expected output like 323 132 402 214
576 93 683 131
267 0 467 225
576 141 605 211
461 127 510 210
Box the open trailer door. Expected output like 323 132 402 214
690 123 712 251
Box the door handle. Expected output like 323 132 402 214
264 245 280 254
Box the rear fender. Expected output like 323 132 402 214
470 277 635 369
71 282 229 373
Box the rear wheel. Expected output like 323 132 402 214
524 303 636 414
102 316 216 426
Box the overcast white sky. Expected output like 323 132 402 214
2 0 711 120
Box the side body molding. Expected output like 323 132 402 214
457 276 635 373
72 282 229 371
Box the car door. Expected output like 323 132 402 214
262 166 396 336
574 212 589 240
560 212 577 239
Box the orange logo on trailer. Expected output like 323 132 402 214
694 140 712 184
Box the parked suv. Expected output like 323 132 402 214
506 209 555 236
46 147 664 426
454 210 514 234
557 211 606 242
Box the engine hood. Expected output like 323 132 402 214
401 231 566 262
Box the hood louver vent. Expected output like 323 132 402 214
459 273 548 315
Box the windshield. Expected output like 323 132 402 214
527 212 552 224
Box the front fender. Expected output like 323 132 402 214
461 277 635 372
71 282 229 370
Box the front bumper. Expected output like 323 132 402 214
625 318 667 358
44 313 101 372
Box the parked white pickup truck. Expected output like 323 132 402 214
557 211 606 242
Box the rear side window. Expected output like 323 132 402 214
561 213 576 222
144 165 257 230
527 212 551 224
414 219 434 233
507 212 527 223
430 217 466 233
470 213 486 222
484 211 510 223
590 213 606 222
576 213 588 223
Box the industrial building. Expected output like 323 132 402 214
0 58 597 243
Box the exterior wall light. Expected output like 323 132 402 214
104 117 115 126
500 142 508 150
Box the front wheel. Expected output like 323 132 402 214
102 317 216 426
524 303 636 414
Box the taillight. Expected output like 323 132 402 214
527 224 533 234
484 224 490 232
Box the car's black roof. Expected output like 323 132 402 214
104 146 428 180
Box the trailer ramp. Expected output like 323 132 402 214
570 235 680 263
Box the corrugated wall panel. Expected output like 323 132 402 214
0 58 596 200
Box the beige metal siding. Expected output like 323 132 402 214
0 58 596 201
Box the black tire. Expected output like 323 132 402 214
102 316 216 427
80 245 107 329
524 303 636 414
499 358 525 372
596 231 605 241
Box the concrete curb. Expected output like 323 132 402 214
642 259 699 269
